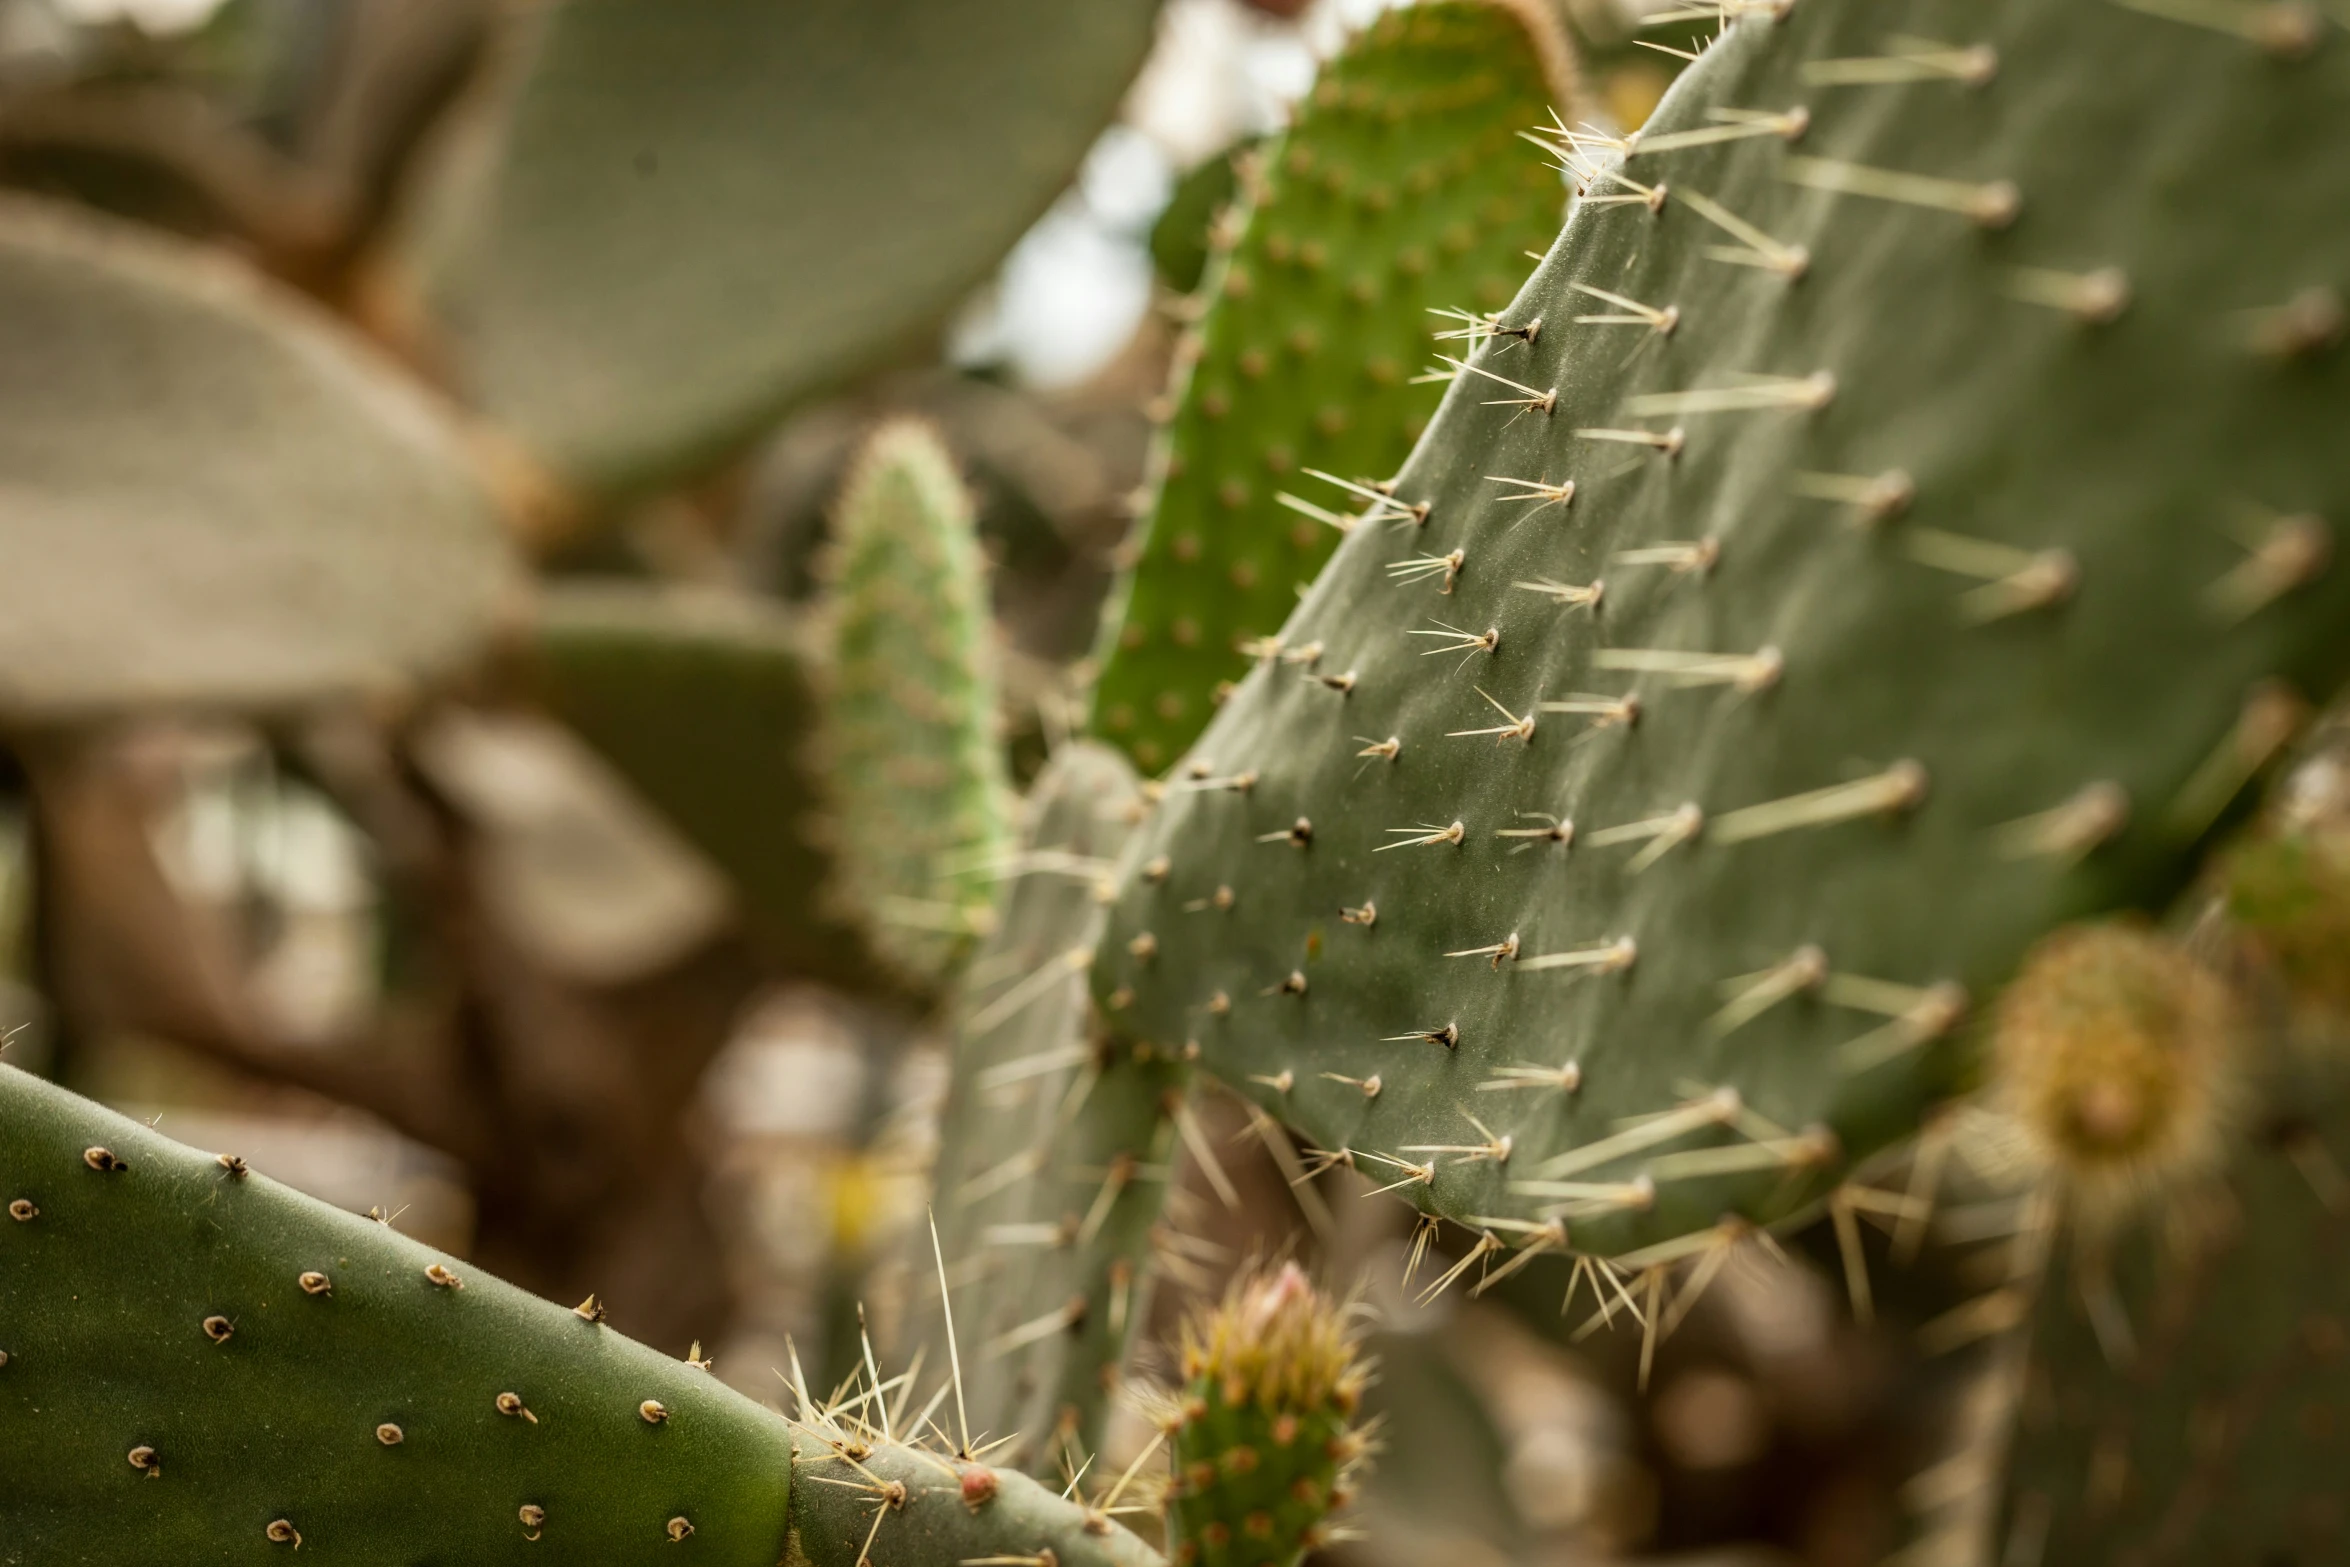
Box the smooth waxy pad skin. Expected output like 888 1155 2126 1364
0 1064 795 1564
823 420 1014 988
1097 0 2350 1255
0 196 514 723
925 742 1181 1476
1091 1 1569 773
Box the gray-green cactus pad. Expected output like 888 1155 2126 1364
1095 0 2350 1257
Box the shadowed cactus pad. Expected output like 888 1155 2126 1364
1090 0 1570 772
1095 0 2350 1260
0 1064 797 1563
924 741 1183 1476
822 419 1015 987
522 583 892 989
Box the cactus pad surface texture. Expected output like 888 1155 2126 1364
1090 0 1570 773
823 419 1014 989
924 740 1182 1477
1095 0 2350 1261
0 1063 796 1564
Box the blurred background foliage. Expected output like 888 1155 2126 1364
0 2 1957 1562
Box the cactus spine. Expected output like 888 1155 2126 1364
823 419 1015 987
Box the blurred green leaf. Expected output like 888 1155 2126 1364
0 194 515 722
420 0 1165 497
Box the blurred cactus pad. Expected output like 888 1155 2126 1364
820 419 1015 988
420 0 1164 494
1092 0 1572 771
0 196 515 722
1094 0 2350 1260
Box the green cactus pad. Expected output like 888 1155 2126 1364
522 583 895 991
0 1063 796 1564
1094 0 2350 1259
822 420 1015 988
1164 1264 1365 1567
925 741 1184 1476
1089 1 1571 773
421 0 1162 495
1996 1073 2350 1562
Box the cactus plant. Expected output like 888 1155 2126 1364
1090 0 2350 1271
1091 0 1571 773
821 420 1016 988
0 194 515 722
923 741 1185 1477
1161 1262 1367 1567
0 1061 1168 1567
418 0 1163 495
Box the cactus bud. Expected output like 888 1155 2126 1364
1166 1264 1367 1567
1991 924 2244 1220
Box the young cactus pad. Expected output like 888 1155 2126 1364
822 418 1014 987
0 1063 1171 1567
924 741 1183 1476
1089 0 1571 773
1163 1263 1366 1567
1094 0 2350 1259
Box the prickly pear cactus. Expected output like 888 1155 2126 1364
0 1063 1175 1567
1163 1264 1366 1567
1094 0 2350 1262
0 1062 798 1563
925 742 1185 1477
1089 0 1571 773
822 419 1014 987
